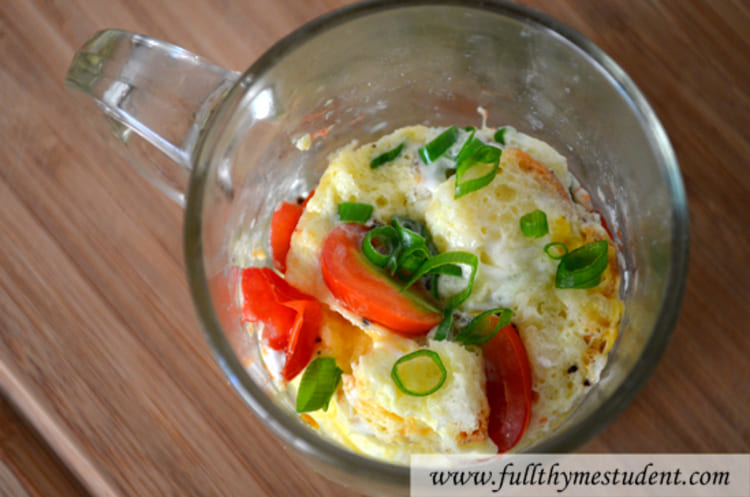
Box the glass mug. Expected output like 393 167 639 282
65 1 689 495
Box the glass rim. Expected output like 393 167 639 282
184 0 690 485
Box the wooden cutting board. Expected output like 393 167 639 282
1 1 748 495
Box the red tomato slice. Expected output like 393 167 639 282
270 191 315 273
320 223 442 334
270 202 303 273
241 267 296 349
483 322 533 452
240 267 320 380
281 299 322 381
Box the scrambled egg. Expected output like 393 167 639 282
280 125 623 463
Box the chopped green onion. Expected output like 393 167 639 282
455 129 481 163
429 264 463 277
402 251 478 309
428 263 463 300
494 127 508 145
520 210 549 238
454 137 502 198
338 202 373 223
388 216 431 278
419 126 459 164
296 357 342 413
556 240 609 289
455 308 513 346
396 245 431 277
464 126 476 132
544 242 568 260
391 215 428 247
433 309 454 341
391 215 425 234
391 350 447 396
370 142 405 169
362 225 400 270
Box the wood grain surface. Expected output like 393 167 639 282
0 1 748 496
0 396 89 497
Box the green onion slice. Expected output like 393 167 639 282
454 138 501 198
544 242 568 260
389 216 432 278
391 215 428 247
370 142 405 169
362 225 400 270
556 240 609 289
429 264 463 277
296 357 342 413
402 251 478 309
428 263 463 300
494 127 508 145
419 126 459 164
391 350 447 396
337 202 374 223
455 129 481 164
433 309 454 341
396 245 431 277
520 209 549 238
455 308 513 346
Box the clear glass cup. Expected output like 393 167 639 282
65 1 689 495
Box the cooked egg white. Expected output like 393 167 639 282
282 124 623 461
294 332 496 463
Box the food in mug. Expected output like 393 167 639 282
239 123 623 463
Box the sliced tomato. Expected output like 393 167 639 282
483 322 533 452
241 267 295 349
281 299 322 380
320 223 442 335
270 202 303 273
269 191 315 273
240 267 320 380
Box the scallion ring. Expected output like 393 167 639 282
455 308 513 346
362 225 400 270
402 251 478 309
455 129 480 164
428 263 463 300
396 245 431 277
296 357 342 413
454 140 502 198
494 127 508 145
429 264 463 277
419 126 459 164
520 209 549 238
544 242 568 260
391 349 447 396
433 309 454 341
555 240 609 289
391 215 428 248
370 142 405 169
337 202 373 223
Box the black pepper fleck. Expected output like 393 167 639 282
567 365 578 374
583 379 591 386
362 318 371 326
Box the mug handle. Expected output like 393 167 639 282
65 30 240 206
